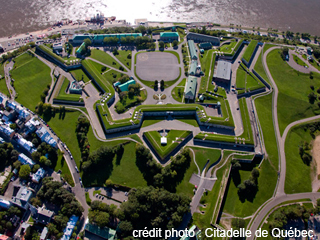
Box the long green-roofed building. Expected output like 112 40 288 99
160 32 179 42
184 76 197 100
85 223 116 240
72 33 143 44
189 61 198 75
188 40 198 60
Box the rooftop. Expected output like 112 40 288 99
213 60 232 81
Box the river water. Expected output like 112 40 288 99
1 0 320 37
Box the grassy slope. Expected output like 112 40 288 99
0 78 9 96
253 44 275 84
255 94 278 167
242 40 258 63
267 49 320 135
223 159 277 217
89 49 122 70
55 78 80 101
11 53 51 110
199 49 214 93
284 125 312 194
70 68 91 83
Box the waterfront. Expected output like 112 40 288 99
1 0 320 38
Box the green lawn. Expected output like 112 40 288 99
309 59 320 71
236 64 264 93
114 50 132 70
102 69 123 85
54 78 81 102
267 49 320 135
82 142 148 188
54 152 75 186
46 111 83 169
144 130 191 159
70 68 91 83
222 159 277 217
11 52 51 110
255 93 279 168
177 119 199 127
220 41 237 54
171 78 186 102
292 53 307 67
242 40 258 63
284 125 313 194
141 119 164 128
0 62 5 79
88 59 109 73
89 49 123 70
253 44 276 84
0 78 9 96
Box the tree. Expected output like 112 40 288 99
251 168 260 180
95 211 110 228
19 165 31 179
105 179 113 187
172 40 178 47
83 38 92 48
118 221 133 236
159 41 165 48
112 48 119 55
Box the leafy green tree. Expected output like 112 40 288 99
172 40 178 47
159 41 165 48
19 165 31 179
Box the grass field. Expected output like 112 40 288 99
171 78 186 102
101 69 123 85
199 50 215 93
144 130 191 159
222 159 277 217
267 49 320 135
177 119 199 127
70 68 91 83
54 78 81 102
89 49 123 70
292 53 308 67
0 78 9 96
11 52 51 110
88 59 109 73
284 125 313 194
242 40 258 63
236 64 265 94
114 50 132 70
255 93 278 167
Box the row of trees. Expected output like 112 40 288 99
76 114 90 164
0 42 36 63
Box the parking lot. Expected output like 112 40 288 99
135 52 180 81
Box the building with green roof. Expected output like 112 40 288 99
189 61 198 75
85 223 116 240
76 42 86 55
118 79 136 92
72 33 142 44
184 76 197 100
160 32 179 42
188 40 198 60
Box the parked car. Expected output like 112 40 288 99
75 166 79 173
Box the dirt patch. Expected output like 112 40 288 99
312 136 320 179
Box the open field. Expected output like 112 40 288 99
220 41 237 54
236 64 265 94
11 52 51 109
83 142 148 188
253 44 276 84
191 147 221 172
267 49 320 135
114 50 132 70
285 125 313 194
292 53 308 67
199 50 215 93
